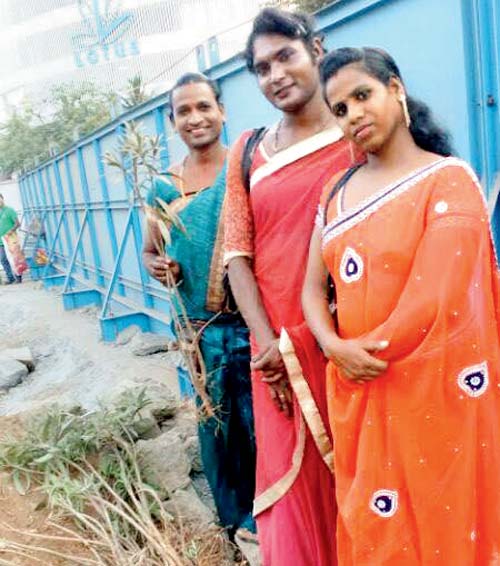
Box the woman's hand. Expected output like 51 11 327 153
325 338 389 383
143 254 181 285
251 340 293 416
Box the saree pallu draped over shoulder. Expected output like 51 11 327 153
225 128 359 565
146 165 228 321
319 157 500 566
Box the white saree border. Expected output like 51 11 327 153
321 157 452 247
250 127 344 190
322 157 498 264
279 328 334 474
252 328 335 517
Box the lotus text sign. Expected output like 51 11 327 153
72 0 140 68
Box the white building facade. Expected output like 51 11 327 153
0 0 263 119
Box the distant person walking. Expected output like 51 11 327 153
0 193 23 284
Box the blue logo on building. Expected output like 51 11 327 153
72 0 140 68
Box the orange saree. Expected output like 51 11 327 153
320 157 500 565
225 128 357 565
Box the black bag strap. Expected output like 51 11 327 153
322 164 363 315
241 127 267 192
323 164 363 227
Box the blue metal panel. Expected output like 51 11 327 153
29 173 42 211
53 160 74 259
92 138 124 295
166 119 187 166
117 122 154 309
100 312 151 343
154 106 170 171
461 0 500 192
77 147 104 286
208 36 221 67
36 170 55 247
63 154 88 277
196 44 207 72
44 166 65 262
218 70 279 142
319 0 471 161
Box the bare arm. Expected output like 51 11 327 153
224 133 291 413
228 256 275 347
301 227 338 353
228 256 291 414
302 226 388 382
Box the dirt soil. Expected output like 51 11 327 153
0 281 178 564
0 282 177 415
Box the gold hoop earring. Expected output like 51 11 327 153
399 94 411 128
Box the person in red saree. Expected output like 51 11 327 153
302 47 500 565
224 9 360 566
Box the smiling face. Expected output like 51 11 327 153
324 64 404 154
252 33 321 113
171 82 225 150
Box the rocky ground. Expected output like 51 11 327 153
0 282 260 565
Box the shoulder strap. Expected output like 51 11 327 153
241 127 267 192
323 164 363 227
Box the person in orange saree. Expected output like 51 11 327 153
302 46 500 565
224 9 360 566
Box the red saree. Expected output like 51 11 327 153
225 129 357 565
320 158 500 565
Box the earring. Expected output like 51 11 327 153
399 94 411 128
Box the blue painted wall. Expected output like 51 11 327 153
19 0 500 343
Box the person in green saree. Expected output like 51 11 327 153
142 73 256 539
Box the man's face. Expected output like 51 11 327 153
252 34 320 113
171 82 225 150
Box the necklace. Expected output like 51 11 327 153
272 115 333 154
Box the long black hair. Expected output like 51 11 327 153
244 7 324 73
320 47 453 156
168 72 221 121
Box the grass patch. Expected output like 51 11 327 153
0 391 236 565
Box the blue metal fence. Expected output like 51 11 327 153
19 0 500 343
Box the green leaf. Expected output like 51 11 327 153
12 469 30 495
